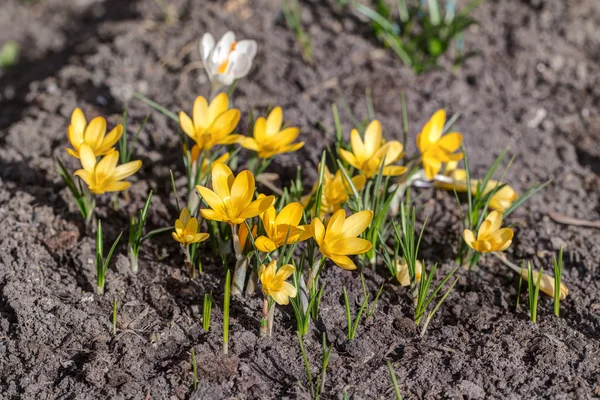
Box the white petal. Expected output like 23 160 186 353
200 33 215 62
211 31 236 65
227 52 252 79
235 40 257 60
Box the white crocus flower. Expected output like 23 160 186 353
200 31 257 92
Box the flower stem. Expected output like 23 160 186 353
182 244 195 279
231 224 247 296
260 298 270 337
245 269 258 296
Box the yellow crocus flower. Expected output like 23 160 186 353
172 208 210 246
66 108 123 159
339 120 407 178
179 93 241 153
434 162 518 212
520 268 568 300
395 259 422 286
195 163 275 225
310 209 374 270
74 144 141 195
240 107 304 159
255 202 312 253
416 110 463 180
258 260 297 305
463 211 514 253
301 165 366 216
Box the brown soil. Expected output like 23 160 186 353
1 0 599 399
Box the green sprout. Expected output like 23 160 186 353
0 41 20 68
553 247 563 317
223 269 231 355
527 262 543 323
343 286 369 340
57 157 95 229
191 347 198 392
298 332 333 399
282 0 313 63
203 292 213 331
95 220 123 295
387 360 404 400
353 0 480 73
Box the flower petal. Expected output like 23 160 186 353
71 108 87 138
85 117 107 151
330 238 372 255
339 210 373 239
255 236 278 253
328 254 357 270
421 109 446 149
196 186 225 214
200 208 226 222
208 93 229 126
230 170 255 212
275 202 303 226
79 144 97 172
98 125 123 155
310 218 325 245
462 229 476 249
193 96 209 131
211 162 234 200
438 132 463 153
200 33 215 62
112 160 142 181
103 181 130 192
238 195 275 220
179 112 196 141
350 129 366 162
363 120 382 158
339 148 360 170
266 107 283 137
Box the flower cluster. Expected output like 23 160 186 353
58 29 567 348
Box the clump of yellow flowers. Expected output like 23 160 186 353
58 38 567 346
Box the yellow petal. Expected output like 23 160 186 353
276 127 300 146
85 117 107 150
71 108 87 137
231 170 255 212
196 186 225 214
253 117 267 144
330 238 372 255
207 93 229 125
277 280 297 298
237 195 275 221
211 162 234 200
422 154 442 180
241 137 259 151
255 236 278 253
95 151 119 182
112 160 142 181
73 169 93 186
462 229 476 249
67 125 82 151
179 208 191 226
186 217 199 234
325 209 346 241
329 254 356 270
363 120 382 158
382 165 408 176
350 129 366 162
98 125 124 154
422 109 446 148
339 210 373 239
275 202 303 226
438 132 463 153
271 291 290 305
193 96 209 131
486 211 503 234
103 181 130 192
211 109 240 139
310 218 325 245
193 233 210 243
78 144 97 172
179 112 197 140
266 106 283 137
275 264 295 281
200 209 226 222
339 148 360 170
